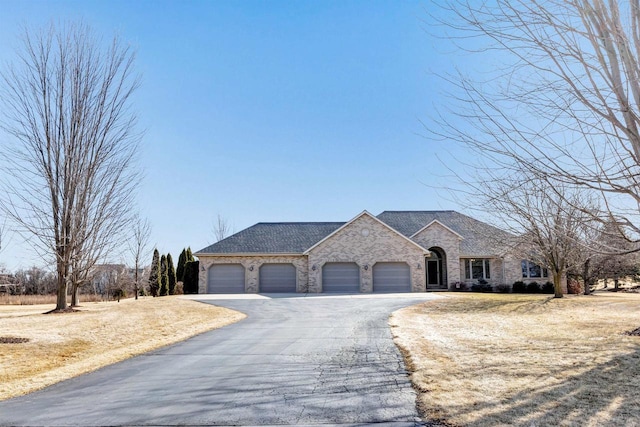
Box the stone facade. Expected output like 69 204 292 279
412 221 462 289
198 255 308 294
306 213 428 292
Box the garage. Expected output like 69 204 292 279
207 264 245 293
322 262 360 292
373 262 411 292
259 263 297 292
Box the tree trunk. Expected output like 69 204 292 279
583 259 591 296
71 283 79 307
614 277 620 291
55 283 67 310
553 271 563 298
134 266 139 300
55 261 68 311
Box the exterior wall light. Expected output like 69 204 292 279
417 263 422 270
249 265 254 271
364 264 369 271
312 265 317 271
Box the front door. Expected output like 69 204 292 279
427 260 439 287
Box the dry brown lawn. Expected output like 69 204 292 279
391 292 640 427
0 296 245 400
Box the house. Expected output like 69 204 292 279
195 210 563 293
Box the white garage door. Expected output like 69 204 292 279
322 262 360 292
373 262 411 292
259 264 297 293
207 264 245 293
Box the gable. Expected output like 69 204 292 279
305 211 429 256
378 210 513 257
411 220 463 240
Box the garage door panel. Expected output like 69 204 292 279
260 264 296 293
323 262 360 292
373 262 410 292
208 264 245 293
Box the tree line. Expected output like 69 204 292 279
146 247 199 296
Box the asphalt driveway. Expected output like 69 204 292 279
0 293 441 426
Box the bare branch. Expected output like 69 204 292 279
0 22 142 310
212 214 233 243
429 0 640 246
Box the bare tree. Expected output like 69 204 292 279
463 174 601 297
128 215 151 300
0 217 7 257
0 22 141 311
212 214 233 242
430 0 640 243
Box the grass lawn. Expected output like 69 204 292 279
0 296 245 400
391 292 640 427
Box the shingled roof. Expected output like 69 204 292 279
196 211 514 257
376 210 514 256
196 222 345 254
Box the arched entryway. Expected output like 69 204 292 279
426 247 447 290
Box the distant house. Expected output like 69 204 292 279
195 210 564 294
90 264 127 294
0 273 23 294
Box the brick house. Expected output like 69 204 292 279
195 210 562 293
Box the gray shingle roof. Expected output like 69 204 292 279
196 222 345 254
196 211 513 257
376 210 513 257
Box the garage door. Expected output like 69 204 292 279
207 264 245 293
322 262 360 292
373 262 411 292
259 264 297 292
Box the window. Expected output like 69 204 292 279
464 259 491 280
521 260 548 278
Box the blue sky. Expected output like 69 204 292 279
0 0 466 270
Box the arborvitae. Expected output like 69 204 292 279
186 246 194 262
183 260 199 294
176 248 187 282
183 261 193 294
159 255 169 296
148 249 160 297
167 253 176 295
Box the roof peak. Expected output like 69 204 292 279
254 221 345 225
378 210 457 213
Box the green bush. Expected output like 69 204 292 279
526 281 540 293
542 281 555 294
167 253 176 295
512 281 526 293
183 260 200 294
471 282 493 292
496 283 511 293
